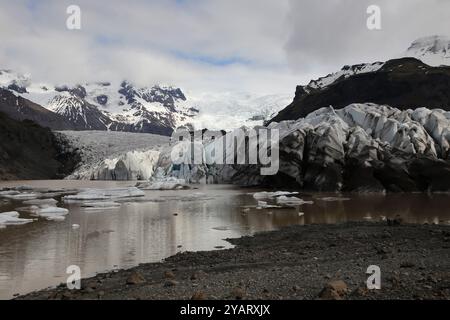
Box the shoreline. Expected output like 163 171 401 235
17 221 450 300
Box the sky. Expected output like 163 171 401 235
0 0 449 96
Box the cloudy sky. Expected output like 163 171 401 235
0 0 449 96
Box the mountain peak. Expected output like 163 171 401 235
405 35 450 66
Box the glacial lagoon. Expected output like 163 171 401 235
1 180 450 299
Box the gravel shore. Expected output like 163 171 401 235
18 222 450 300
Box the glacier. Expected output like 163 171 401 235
54 103 450 193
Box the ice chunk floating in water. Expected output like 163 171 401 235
34 207 69 221
256 201 281 209
0 211 33 227
276 196 313 207
252 191 299 200
63 187 145 201
136 177 189 190
1 193 40 200
23 198 58 206
80 201 121 211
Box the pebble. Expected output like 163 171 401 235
319 280 348 300
126 271 146 285
164 280 179 287
164 270 176 279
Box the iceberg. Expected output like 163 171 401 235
275 196 313 206
0 211 33 227
0 190 20 196
23 198 58 206
1 193 40 200
63 187 145 201
252 191 299 200
80 201 121 210
14 205 40 213
318 197 351 202
34 207 69 221
256 201 281 209
136 178 189 190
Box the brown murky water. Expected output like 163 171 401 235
1 180 450 299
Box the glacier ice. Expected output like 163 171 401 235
252 191 299 199
80 201 121 210
0 211 33 227
275 196 313 206
63 187 145 201
34 207 69 221
23 198 58 206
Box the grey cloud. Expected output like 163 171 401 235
285 0 450 75
0 0 448 96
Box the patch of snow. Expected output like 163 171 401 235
403 35 450 66
305 62 384 92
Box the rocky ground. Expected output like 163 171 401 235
18 221 450 300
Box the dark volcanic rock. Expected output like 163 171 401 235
271 58 450 123
0 112 80 180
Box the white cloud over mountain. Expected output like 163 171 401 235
0 0 449 97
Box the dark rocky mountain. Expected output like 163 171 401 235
0 69 198 135
0 111 80 180
271 58 450 123
0 88 75 130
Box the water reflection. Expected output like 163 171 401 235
0 181 450 299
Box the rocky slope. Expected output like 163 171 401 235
271 58 450 122
0 88 76 130
0 112 80 180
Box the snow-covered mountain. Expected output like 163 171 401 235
404 35 450 67
0 69 292 134
303 62 385 93
0 71 197 135
294 35 450 97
